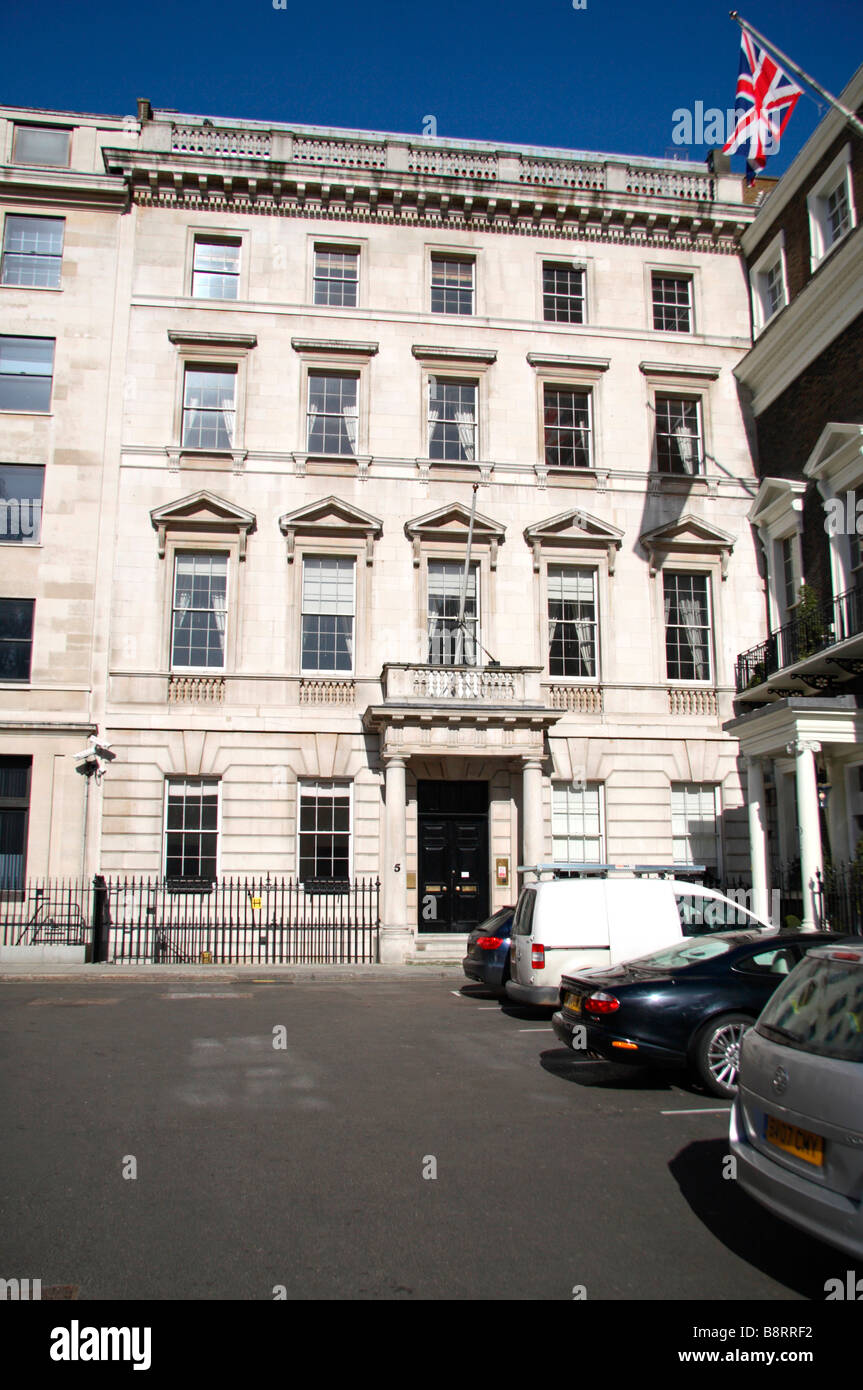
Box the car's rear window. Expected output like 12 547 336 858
512 890 536 937
675 892 761 934
757 956 863 1062
628 937 736 971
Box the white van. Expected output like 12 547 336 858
505 877 775 1006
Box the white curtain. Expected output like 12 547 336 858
673 421 698 473
679 596 707 678
455 409 475 462
343 404 357 454
574 617 595 677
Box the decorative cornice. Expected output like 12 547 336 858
412 344 498 364
150 489 257 559
168 330 257 350
526 353 610 372
524 508 624 575
639 360 721 380
291 337 379 355
278 495 382 564
405 501 505 568
639 512 734 579
0 166 128 212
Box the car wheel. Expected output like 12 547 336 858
691 1014 752 1098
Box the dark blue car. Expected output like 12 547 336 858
552 930 850 1097
462 906 515 991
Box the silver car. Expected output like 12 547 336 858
730 940 863 1260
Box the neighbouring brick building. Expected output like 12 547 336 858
729 64 863 929
2 96 773 961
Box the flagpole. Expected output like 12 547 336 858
730 11 863 139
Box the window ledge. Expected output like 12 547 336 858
0 285 62 293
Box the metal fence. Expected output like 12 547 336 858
100 876 380 965
1 875 380 964
814 863 863 937
0 878 94 947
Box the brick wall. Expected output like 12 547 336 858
747 121 863 301
754 311 863 602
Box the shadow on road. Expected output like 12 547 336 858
669 1137 848 1299
539 1047 678 1091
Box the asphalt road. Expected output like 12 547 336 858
0 974 854 1301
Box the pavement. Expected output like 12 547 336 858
0 961 465 982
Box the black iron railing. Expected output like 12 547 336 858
1 875 380 963
735 582 863 693
0 878 94 947
102 875 380 964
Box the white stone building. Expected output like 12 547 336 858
1 100 768 960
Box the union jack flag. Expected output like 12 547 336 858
722 31 802 183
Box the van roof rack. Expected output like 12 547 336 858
516 863 706 878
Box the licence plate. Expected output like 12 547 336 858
765 1115 825 1167
564 992 582 1014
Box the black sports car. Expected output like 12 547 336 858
552 930 849 1097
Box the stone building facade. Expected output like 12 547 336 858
2 99 769 959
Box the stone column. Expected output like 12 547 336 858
380 755 410 963
746 757 770 922
522 757 544 882
791 740 823 930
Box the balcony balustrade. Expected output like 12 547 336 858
735 582 863 693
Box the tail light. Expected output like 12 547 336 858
584 992 620 1015
476 936 503 950
531 944 546 969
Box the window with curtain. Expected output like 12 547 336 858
1 216 64 288
548 566 597 678
543 386 591 469
171 552 228 670
298 782 351 882
429 378 476 461
664 571 711 681
427 560 478 666
182 367 236 450
307 372 358 455
164 778 220 881
552 783 604 864
655 395 702 474
301 555 355 672
671 782 720 871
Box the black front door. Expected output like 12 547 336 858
417 781 489 932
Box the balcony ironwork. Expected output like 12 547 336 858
735 582 863 693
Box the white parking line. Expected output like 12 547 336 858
518 1027 553 1032
660 1106 730 1115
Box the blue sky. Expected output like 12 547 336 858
2 0 862 176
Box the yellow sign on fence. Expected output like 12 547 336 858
250 896 262 910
